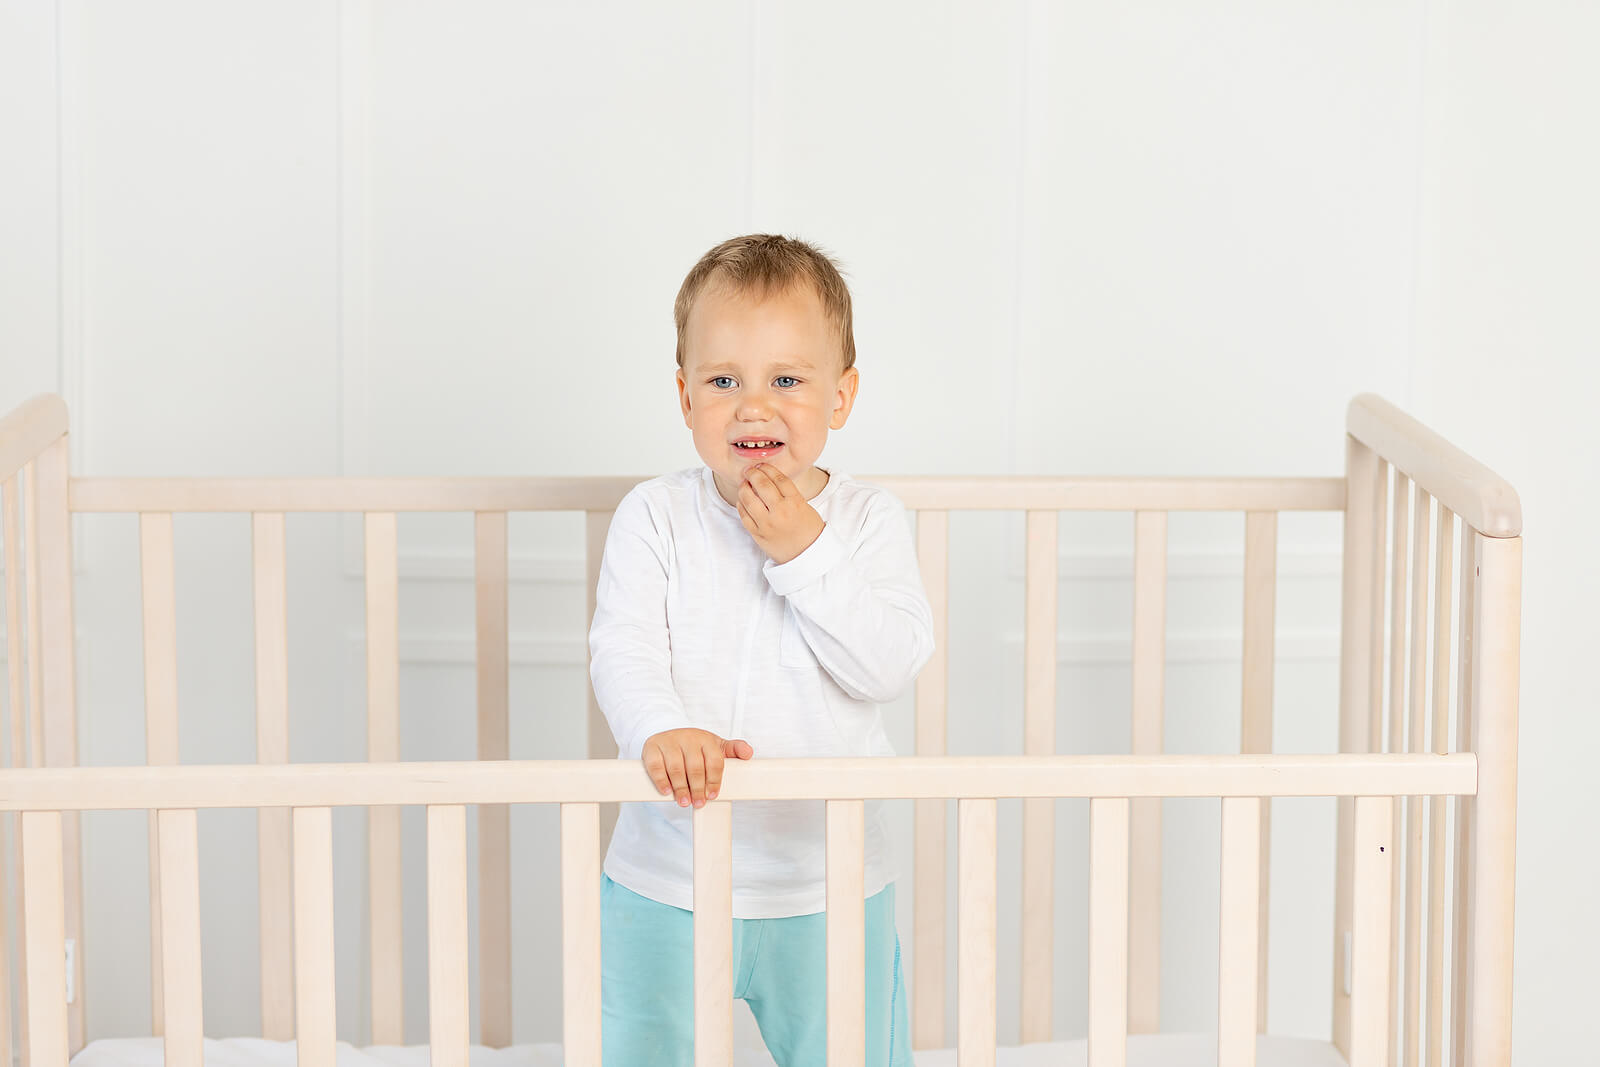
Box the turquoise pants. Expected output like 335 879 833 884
599 873 911 1067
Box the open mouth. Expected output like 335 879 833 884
733 440 784 451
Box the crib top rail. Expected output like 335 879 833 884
67 474 1346 513
0 752 1476 810
0 393 68 480
1347 392 1520 536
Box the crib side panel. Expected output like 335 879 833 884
1333 405 1522 1067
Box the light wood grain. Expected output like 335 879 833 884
427 806 470 1067
475 511 512 1048
34 438 83 1052
1241 511 1276 1033
0 396 68 482
140 513 178 1035
1021 510 1057 1044
560 804 602 1067
1466 535 1520 1067
1425 508 1455 1067
0 754 1478 812
1449 521 1476 1067
827 800 867 1067
1335 435 1381 1059
157 809 202 1067
1345 395 1520 537
1129 511 1166 1034
958 798 997 1067
1387 474 1409 1067
21 812 66 1067
1404 487 1430 1067
1 474 25 1067
252 513 294 1040
693 803 733 1067
1219 797 1262 1067
1088 798 1129 1067
364 512 403 1045
292 807 336 1067
68 475 1346 515
1352 797 1394 1067
584 510 620 854
913 510 949 1051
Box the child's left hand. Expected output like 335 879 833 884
738 464 825 564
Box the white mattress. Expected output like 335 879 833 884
73 1033 1349 1067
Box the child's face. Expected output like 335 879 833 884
676 281 859 505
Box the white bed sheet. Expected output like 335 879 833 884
73 1033 1349 1067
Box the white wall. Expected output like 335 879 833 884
0 0 1592 1062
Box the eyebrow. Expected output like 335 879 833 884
697 361 816 373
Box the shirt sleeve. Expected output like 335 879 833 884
761 490 935 705
588 488 692 757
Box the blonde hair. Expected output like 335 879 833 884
673 234 856 373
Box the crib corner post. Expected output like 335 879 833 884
32 432 86 1054
1332 432 1380 1058
1464 532 1521 1067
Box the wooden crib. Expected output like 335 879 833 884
0 392 1521 1067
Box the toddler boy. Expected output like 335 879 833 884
588 234 934 1066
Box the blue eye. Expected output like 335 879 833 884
775 376 800 388
710 376 735 389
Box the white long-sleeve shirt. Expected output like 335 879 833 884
589 464 935 917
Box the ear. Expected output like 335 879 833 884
828 366 860 431
676 367 693 428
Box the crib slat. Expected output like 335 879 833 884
1425 508 1455 1067
1241 510 1276 1033
585 510 620 854
827 800 867 1067
1352 797 1394 1067
1404 488 1431 1067
3 475 24 767
251 512 294 1040
157 809 202 1067
913 509 949 1051
1449 521 1475 1067
560 803 601 1067
0 809 12 1067
140 512 179 1036
25 442 83 1053
958 798 997 1067
692 802 733 1067
6 472 34 1067
1129 511 1166 1034
1386 476 1409 1067
1088 797 1130 1067
475 511 512 1048
22 464 43 773
292 807 336 1067
1 476 24 1067
1021 511 1056 1045
21 811 65 1067
1219 797 1262 1067
427 805 470 1067
1465 535 1520 1067
364 512 404 1045
1336 425 1383 1058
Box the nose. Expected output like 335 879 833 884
736 382 775 421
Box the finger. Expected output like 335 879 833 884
686 746 709 808
724 738 754 761
756 464 796 498
744 468 778 505
643 747 672 796
664 748 690 807
704 743 726 801
740 482 770 516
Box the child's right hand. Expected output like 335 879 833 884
641 728 754 808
